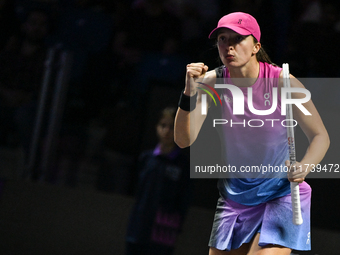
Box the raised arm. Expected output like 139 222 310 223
174 63 216 148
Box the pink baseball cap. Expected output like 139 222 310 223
208 12 261 42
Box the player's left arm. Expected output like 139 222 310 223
279 72 330 182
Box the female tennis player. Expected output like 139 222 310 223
174 12 329 255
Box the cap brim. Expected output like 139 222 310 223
208 25 252 39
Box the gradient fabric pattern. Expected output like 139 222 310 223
218 62 291 205
209 182 311 251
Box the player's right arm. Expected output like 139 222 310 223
174 63 216 148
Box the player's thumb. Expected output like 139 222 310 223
285 160 290 167
199 65 209 78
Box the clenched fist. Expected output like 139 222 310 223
184 63 208 96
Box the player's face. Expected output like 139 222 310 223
217 29 257 68
156 116 175 146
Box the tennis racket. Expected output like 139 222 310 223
283 63 303 225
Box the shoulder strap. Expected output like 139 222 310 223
214 66 224 79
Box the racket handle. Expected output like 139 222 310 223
291 182 303 225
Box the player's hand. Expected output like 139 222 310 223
184 63 208 96
286 160 308 183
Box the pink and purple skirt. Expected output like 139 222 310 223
209 181 311 251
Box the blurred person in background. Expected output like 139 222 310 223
125 107 192 255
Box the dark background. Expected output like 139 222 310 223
0 0 339 254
